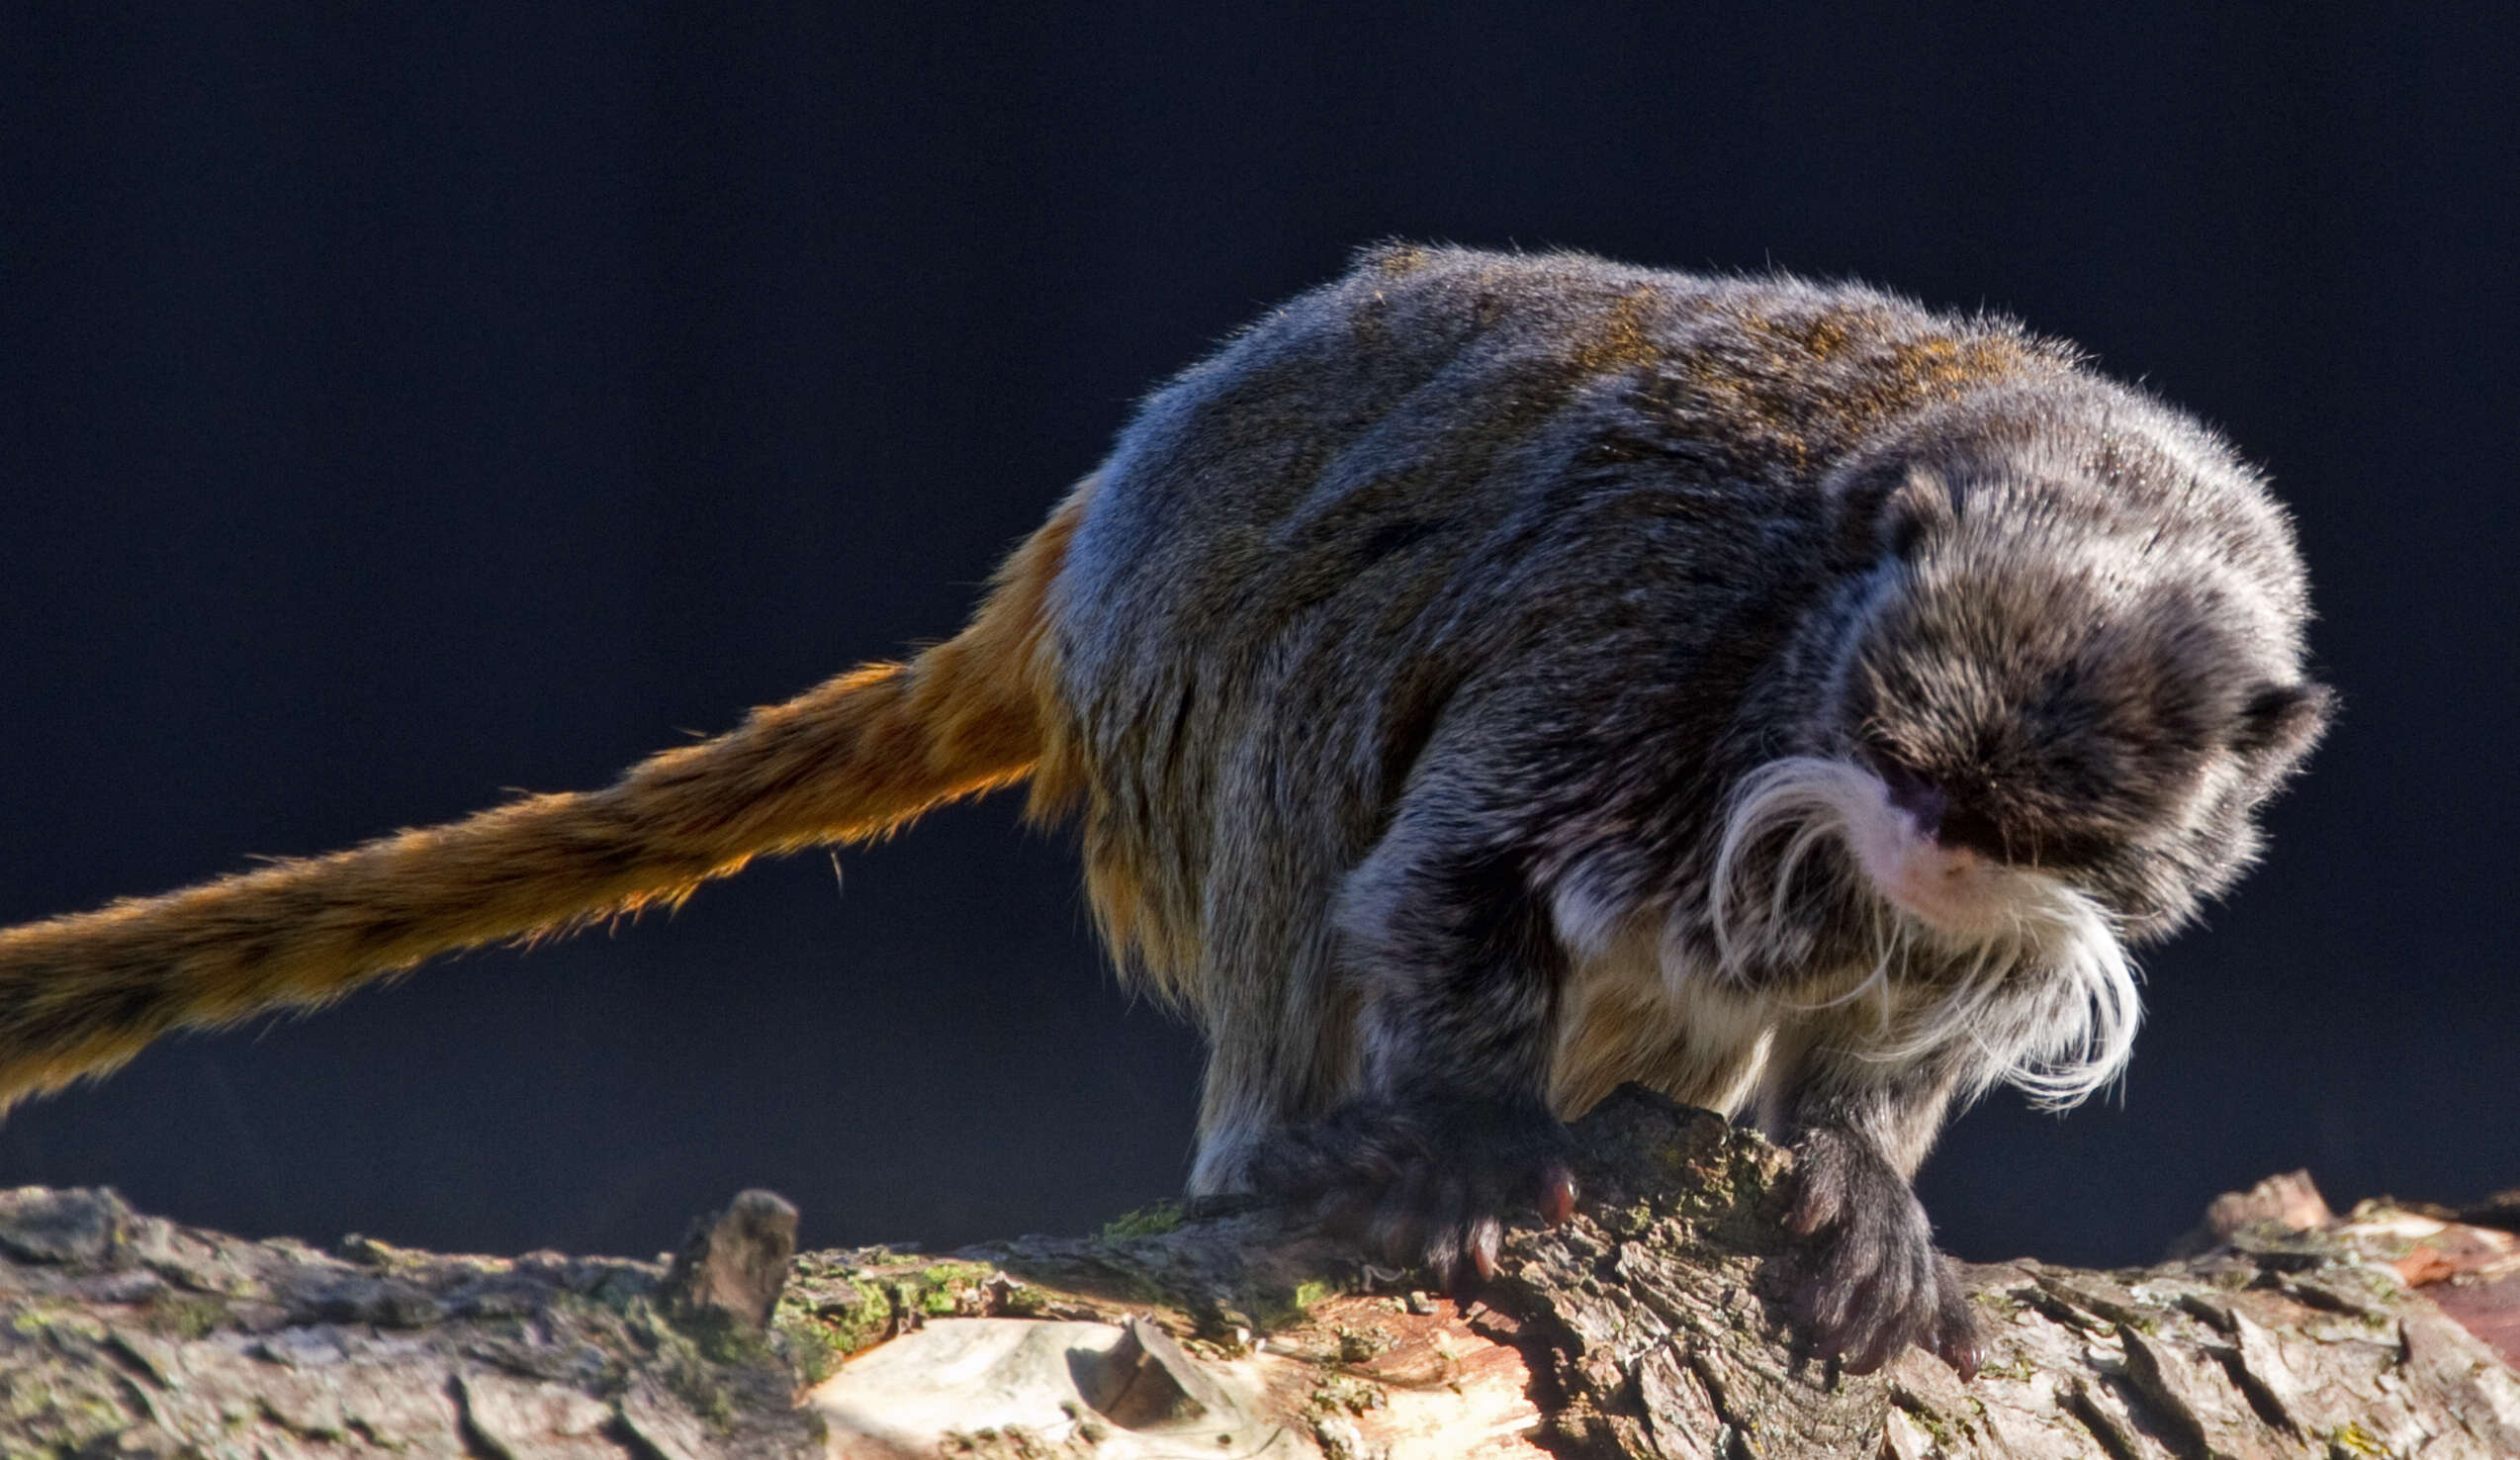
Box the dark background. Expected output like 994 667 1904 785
1 7 2511 1269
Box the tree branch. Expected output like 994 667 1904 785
2 1090 2513 1458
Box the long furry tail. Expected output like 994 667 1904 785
0 483 1089 1112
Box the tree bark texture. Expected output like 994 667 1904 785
2 1090 2513 1459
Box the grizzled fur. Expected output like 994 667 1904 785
0 245 2327 1378
1052 245 2325 1372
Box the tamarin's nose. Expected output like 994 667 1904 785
1875 760 2011 862
1874 759 1946 835
1933 803 2009 862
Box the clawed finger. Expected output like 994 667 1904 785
1794 1174 1984 1377
1252 1096 1578 1293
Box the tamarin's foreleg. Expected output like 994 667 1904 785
1779 1052 1981 1377
1250 832 1578 1285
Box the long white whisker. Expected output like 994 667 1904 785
1711 756 2142 1106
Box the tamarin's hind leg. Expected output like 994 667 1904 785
1248 831 1577 1286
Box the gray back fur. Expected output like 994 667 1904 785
1048 244 2324 1191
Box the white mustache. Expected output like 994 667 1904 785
1709 756 2141 1109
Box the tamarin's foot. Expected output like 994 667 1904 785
1786 1127 1981 1378
1252 1092 1577 1287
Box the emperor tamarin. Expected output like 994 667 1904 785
0 244 2331 1375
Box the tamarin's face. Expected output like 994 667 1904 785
1831 502 2330 946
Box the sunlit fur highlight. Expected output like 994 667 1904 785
1710 756 2141 1109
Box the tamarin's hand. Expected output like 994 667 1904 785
1250 1091 1577 1286
1787 1126 1981 1378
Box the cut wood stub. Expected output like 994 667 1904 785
1074 1315 1227 1427
663 1187 799 1332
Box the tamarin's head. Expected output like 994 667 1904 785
1713 429 2327 1105
1822 456 2331 947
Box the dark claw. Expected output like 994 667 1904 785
1789 1127 1981 1378
1250 1092 1576 1291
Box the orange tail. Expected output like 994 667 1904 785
0 482 1088 1111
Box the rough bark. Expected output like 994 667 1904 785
2 1089 2513 1459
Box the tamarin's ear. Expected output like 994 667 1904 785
1831 463 1957 565
2231 680 2336 764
